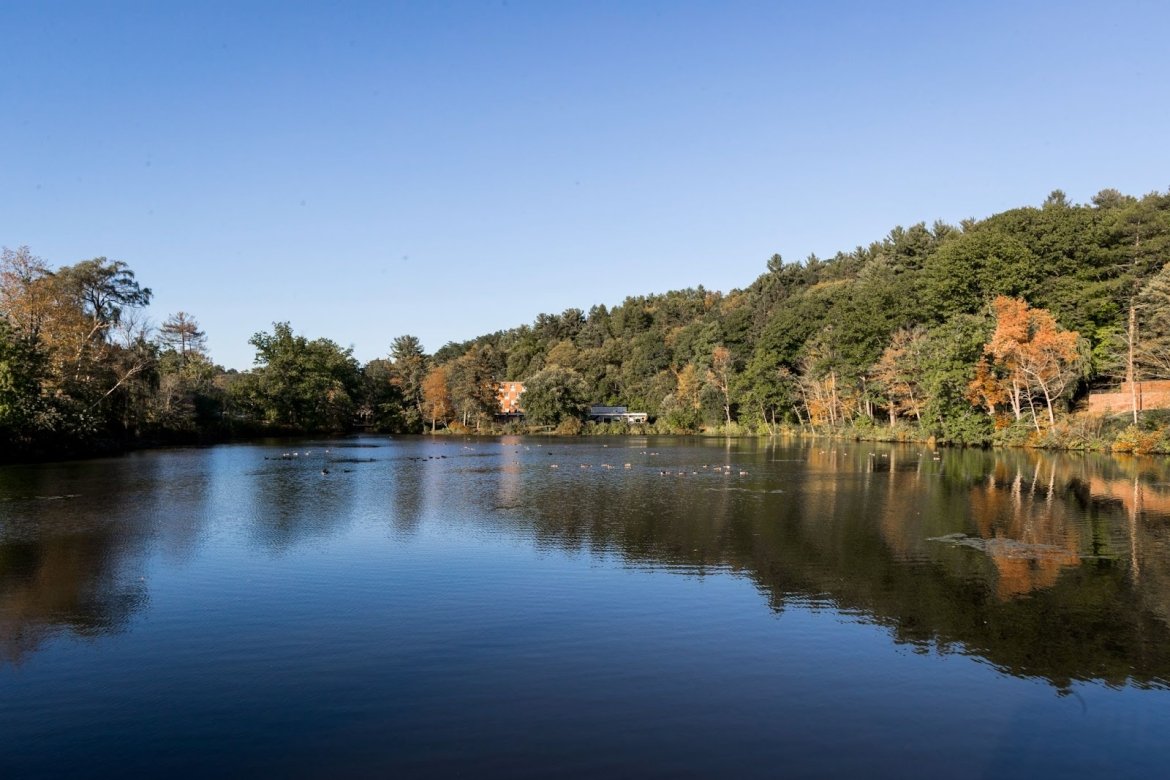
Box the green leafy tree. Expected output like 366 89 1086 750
1132 264 1170 381
0 319 46 445
736 348 798 433
236 322 361 431
151 312 217 433
448 344 499 431
918 314 994 443
921 229 1041 318
56 257 153 339
358 358 407 432
521 366 589 426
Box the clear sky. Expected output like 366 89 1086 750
2 0 1167 370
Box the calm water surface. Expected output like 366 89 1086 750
2 436 1170 777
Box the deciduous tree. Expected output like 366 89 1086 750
421 365 453 432
236 322 361 430
708 345 735 426
870 326 927 425
974 296 1084 429
520 366 588 426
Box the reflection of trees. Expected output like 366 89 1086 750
0 462 154 666
6 438 1170 690
245 462 359 551
961 456 1082 599
482 443 1170 690
0 528 148 665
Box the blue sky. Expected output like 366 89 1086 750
2 0 1167 369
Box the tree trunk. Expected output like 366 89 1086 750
1026 391 1041 431
1128 302 1139 424
1009 377 1023 421
1041 383 1055 427
829 371 839 426
760 402 774 436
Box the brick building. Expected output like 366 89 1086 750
497 382 525 417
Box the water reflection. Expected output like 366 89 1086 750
470 441 1170 690
0 460 155 665
3 438 1170 691
245 459 360 552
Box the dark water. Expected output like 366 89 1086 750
2 436 1170 778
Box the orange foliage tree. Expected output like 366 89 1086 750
970 296 1084 428
421 365 453 432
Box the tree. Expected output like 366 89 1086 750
236 322 361 430
358 358 407 432
158 312 207 360
1043 189 1070 209
151 312 217 432
0 246 53 342
448 345 499 431
0 251 157 442
870 326 927 426
544 339 579 369
736 348 798 433
390 335 427 431
973 297 1084 429
921 229 1041 318
520 366 588 426
917 313 993 443
660 363 702 431
152 349 221 432
708 345 735 425
1103 261 1170 423
796 328 858 426
55 257 152 340
0 319 46 445
421 365 453 432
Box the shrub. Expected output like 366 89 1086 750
1111 425 1166 455
555 417 583 436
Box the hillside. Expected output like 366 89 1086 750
4 188 1170 456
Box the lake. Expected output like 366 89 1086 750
2 436 1170 777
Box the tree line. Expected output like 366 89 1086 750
411 188 1170 446
3 188 1170 458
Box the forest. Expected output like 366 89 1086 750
3 187 1170 460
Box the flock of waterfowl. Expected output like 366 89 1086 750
543 457 748 477
264 442 758 480
265 442 946 480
